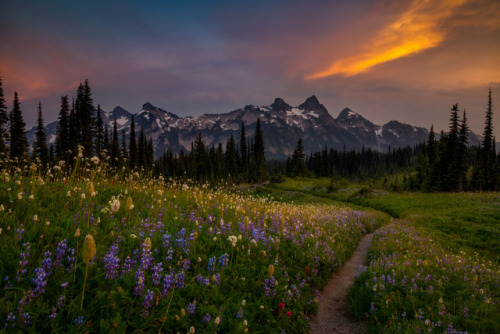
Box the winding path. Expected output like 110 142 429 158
309 233 373 334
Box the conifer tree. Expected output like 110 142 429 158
103 124 110 154
458 109 469 191
68 99 79 157
239 121 247 176
481 87 495 190
95 105 103 155
0 74 9 154
138 127 146 168
443 103 461 191
75 80 94 156
111 116 121 165
194 133 207 179
146 138 154 170
225 134 238 178
291 138 307 176
128 116 138 168
252 118 267 182
121 130 128 161
56 95 70 160
34 101 49 164
9 92 28 159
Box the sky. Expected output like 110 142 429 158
1 0 499 137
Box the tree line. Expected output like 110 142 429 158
285 89 499 192
0 76 268 183
154 119 267 183
1 74 498 191
0 77 155 171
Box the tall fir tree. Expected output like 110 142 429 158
193 133 207 179
128 116 138 168
0 74 9 154
457 109 469 191
9 92 28 159
121 130 128 161
95 104 104 155
138 127 146 168
443 103 461 191
239 121 247 177
252 118 267 182
291 138 307 176
56 95 70 160
75 80 94 156
225 134 238 178
34 101 49 164
103 124 110 154
481 87 495 190
111 116 121 165
68 99 79 156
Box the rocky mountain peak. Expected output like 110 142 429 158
141 102 180 119
298 95 328 117
270 98 292 111
337 108 360 120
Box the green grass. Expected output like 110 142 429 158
266 177 500 263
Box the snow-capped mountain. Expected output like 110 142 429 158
28 95 471 159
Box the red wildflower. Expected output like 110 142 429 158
286 311 292 317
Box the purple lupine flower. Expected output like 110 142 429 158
264 276 277 297
182 259 191 271
203 313 211 322
165 248 174 261
174 228 188 253
139 244 153 271
175 271 185 289
161 272 175 297
121 255 136 277
207 256 217 273
212 273 221 286
16 242 30 282
370 302 375 314
73 316 84 325
32 267 49 296
236 307 244 319
195 274 204 284
103 244 120 280
218 254 229 270
152 262 163 286
4 312 16 329
57 294 65 308
54 239 67 268
21 313 31 326
162 234 172 248
65 248 75 274
41 251 52 274
187 301 196 315
142 290 154 318
134 270 145 296
48 307 57 319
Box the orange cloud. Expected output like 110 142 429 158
306 0 467 79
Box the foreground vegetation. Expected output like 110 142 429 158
259 177 500 333
265 177 500 263
0 155 384 333
350 220 500 333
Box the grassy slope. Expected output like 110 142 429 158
264 178 500 263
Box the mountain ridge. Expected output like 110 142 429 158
27 96 483 159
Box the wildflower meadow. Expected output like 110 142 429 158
349 220 500 333
0 153 383 333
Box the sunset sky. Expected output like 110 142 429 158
1 0 499 137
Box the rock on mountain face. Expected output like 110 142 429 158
29 95 445 160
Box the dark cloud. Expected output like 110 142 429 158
0 0 498 138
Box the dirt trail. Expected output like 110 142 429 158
309 233 373 334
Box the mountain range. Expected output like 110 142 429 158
27 95 482 160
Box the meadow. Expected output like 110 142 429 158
0 154 384 333
261 177 500 333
